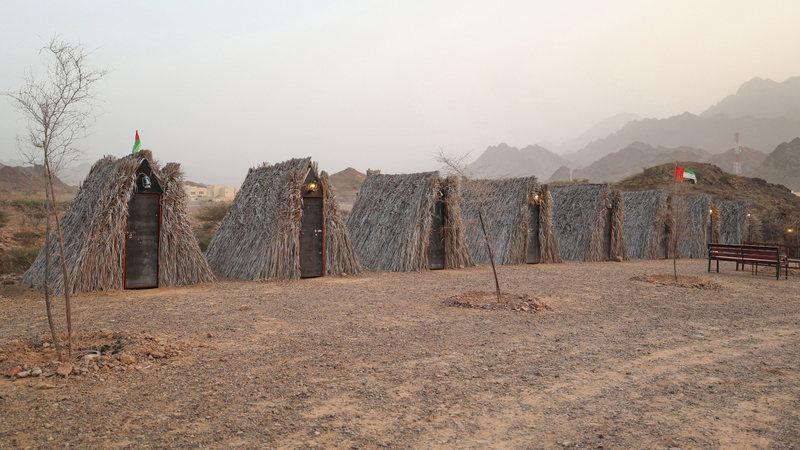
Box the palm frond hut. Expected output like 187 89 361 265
675 194 711 258
22 151 215 294
460 177 560 264
345 171 474 271
549 184 627 261
622 189 669 259
713 199 749 245
205 157 361 280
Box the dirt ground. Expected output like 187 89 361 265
1 259 799 449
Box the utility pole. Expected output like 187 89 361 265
733 132 742 175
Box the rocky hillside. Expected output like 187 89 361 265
548 142 767 183
0 165 76 198
612 161 800 219
564 112 800 167
701 76 800 122
466 143 572 181
753 137 800 192
328 167 366 211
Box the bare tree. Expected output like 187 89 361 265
5 35 109 360
435 148 502 302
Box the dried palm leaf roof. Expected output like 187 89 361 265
21 151 215 294
346 171 474 271
461 177 538 265
622 189 668 259
549 183 626 261
204 157 362 280
717 199 749 245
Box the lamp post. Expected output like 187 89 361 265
708 208 714 244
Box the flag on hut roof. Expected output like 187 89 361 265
131 130 141 154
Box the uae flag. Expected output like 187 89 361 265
675 166 697 183
131 130 141 154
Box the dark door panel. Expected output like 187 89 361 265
125 194 160 288
300 198 324 277
527 204 540 264
602 207 612 261
429 201 445 269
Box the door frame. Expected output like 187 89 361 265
123 192 162 289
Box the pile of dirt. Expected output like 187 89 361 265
630 273 721 289
444 291 551 313
1 330 208 381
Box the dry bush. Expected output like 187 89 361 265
196 202 229 224
1 247 40 274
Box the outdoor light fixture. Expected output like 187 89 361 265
747 213 751 217
141 174 152 189
790 228 795 233
709 209 713 214
306 181 319 192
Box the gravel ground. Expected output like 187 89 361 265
1 259 799 449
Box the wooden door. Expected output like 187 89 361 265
428 200 445 269
601 207 612 261
124 194 161 289
526 204 540 264
300 198 324 277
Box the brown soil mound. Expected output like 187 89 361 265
631 273 721 289
444 291 551 313
1 330 206 380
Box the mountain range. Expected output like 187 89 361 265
466 143 571 181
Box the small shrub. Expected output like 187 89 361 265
196 202 229 224
193 228 215 252
0 209 9 228
12 230 43 247
719 173 732 184
1 247 39 274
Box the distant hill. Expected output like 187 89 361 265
753 137 800 192
58 161 93 186
564 112 800 168
701 76 800 122
613 161 800 222
0 165 76 198
467 143 573 181
556 112 641 154
328 167 366 211
549 142 768 184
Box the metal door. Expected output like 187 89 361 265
428 201 445 269
124 194 161 289
300 198 324 277
602 207 612 261
526 204 540 264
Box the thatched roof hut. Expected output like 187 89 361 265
549 184 627 261
205 157 361 280
460 177 560 264
22 151 215 294
346 171 474 271
622 189 669 259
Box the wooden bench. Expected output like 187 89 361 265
708 243 787 280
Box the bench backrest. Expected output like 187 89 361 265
708 244 780 261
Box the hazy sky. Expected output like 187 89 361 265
2 0 799 186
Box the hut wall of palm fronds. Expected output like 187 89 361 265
345 171 474 271
549 184 627 261
716 200 750 245
537 184 562 263
674 194 712 258
622 189 669 259
743 214 763 243
204 157 362 280
21 151 215 294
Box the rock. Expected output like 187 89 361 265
82 353 99 361
239 306 250 311
118 354 136 365
32 368 42 377
219 356 228 362
56 363 74 377
38 383 56 390
614 256 623 262
206 332 214 338
341 272 347 277
149 350 165 359
42 342 51 348
7 366 22 377
17 370 31 378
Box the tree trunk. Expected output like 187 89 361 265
42 174 63 362
478 210 502 302
45 163 72 360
